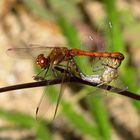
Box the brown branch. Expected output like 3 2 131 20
0 75 140 101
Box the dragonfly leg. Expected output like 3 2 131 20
33 66 50 81
33 69 46 81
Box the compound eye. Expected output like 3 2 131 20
117 53 124 61
36 54 47 69
120 54 124 60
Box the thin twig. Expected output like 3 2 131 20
0 75 140 101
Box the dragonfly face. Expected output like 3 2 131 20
36 54 50 69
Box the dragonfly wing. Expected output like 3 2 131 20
36 63 70 120
6 46 55 59
36 87 59 121
91 57 105 75
52 61 71 120
109 77 128 93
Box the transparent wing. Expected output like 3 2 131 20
6 45 58 59
108 77 128 92
91 57 105 75
96 21 113 52
35 64 70 121
36 87 58 121
86 79 127 100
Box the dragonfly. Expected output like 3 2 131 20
7 45 125 119
78 56 127 94
79 57 122 84
7 46 124 71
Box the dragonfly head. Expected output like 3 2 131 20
36 54 49 69
118 53 125 61
111 53 125 68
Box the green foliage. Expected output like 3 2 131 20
62 101 101 139
0 108 52 140
87 96 111 140
57 16 90 74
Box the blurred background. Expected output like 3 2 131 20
0 0 140 140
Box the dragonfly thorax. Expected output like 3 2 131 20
101 67 118 83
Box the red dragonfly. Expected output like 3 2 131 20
7 46 124 70
7 45 125 119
